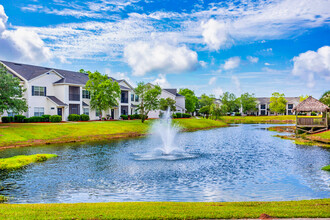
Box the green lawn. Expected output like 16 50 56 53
0 154 57 170
312 130 330 140
322 165 330 171
0 199 329 219
0 119 227 148
221 115 297 124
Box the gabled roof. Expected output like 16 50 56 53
0 60 128 87
293 96 330 112
164 89 177 96
257 97 300 104
46 96 67 106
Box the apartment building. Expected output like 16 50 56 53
0 60 140 121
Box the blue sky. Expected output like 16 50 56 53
0 0 329 98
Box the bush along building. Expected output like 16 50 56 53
0 60 141 121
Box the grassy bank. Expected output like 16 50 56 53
0 199 329 219
221 115 297 124
0 154 57 170
0 119 227 149
268 126 330 148
321 165 330 171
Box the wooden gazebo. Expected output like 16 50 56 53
293 96 330 134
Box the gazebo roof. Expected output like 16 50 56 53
293 96 330 112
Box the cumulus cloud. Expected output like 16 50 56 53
292 46 330 88
247 56 259 63
208 76 217 85
223 57 240 70
201 19 230 50
0 5 52 63
124 41 198 76
152 74 170 88
105 68 136 87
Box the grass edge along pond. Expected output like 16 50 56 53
0 199 329 219
0 154 57 170
322 165 330 171
0 119 228 149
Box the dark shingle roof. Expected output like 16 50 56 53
47 96 67 106
257 97 300 104
82 101 89 107
0 60 121 86
164 89 177 96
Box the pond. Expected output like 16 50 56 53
0 124 329 203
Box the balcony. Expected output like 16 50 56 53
69 94 80 101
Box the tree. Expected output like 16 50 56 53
220 92 240 113
199 94 215 107
178 88 198 114
199 105 211 118
85 71 121 119
239 92 257 114
135 82 162 123
210 104 222 120
299 95 309 102
269 92 287 115
319 91 330 107
0 65 28 116
159 98 176 112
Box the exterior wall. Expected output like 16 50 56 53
148 90 176 119
175 96 185 113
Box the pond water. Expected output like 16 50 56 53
0 124 329 203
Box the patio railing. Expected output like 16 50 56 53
297 117 326 126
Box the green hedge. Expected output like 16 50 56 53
68 114 80 121
130 114 141 119
120 115 128 120
182 113 191 118
80 114 90 121
50 115 62 122
14 115 26 123
1 116 14 123
42 115 51 122
27 116 44 122
235 112 241 116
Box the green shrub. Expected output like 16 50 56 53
172 114 177 118
176 113 183 118
182 113 191 118
0 195 8 203
32 116 44 122
1 116 14 123
41 115 51 122
134 114 141 119
120 115 128 120
14 115 26 123
50 115 62 123
235 112 241 116
311 112 317 116
68 114 80 121
80 114 90 121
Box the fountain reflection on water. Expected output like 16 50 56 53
133 108 199 161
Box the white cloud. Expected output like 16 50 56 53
124 41 198 76
208 76 217 85
105 68 136 87
199 60 207 68
213 87 223 97
152 74 170 88
0 5 52 63
264 63 272 66
247 56 259 63
292 46 330 88
201 19 230 50
223 57 240 70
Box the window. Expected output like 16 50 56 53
135 95 139 102
82 90 90 99
34 107 44 116
121 91 128 103
131 94 134 102
288 104 293 109
260 104 266 109
69 104 80 115
83 108 89 116
32 86 46 96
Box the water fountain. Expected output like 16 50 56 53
133 108 198 161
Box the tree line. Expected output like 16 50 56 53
1 65 329 123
